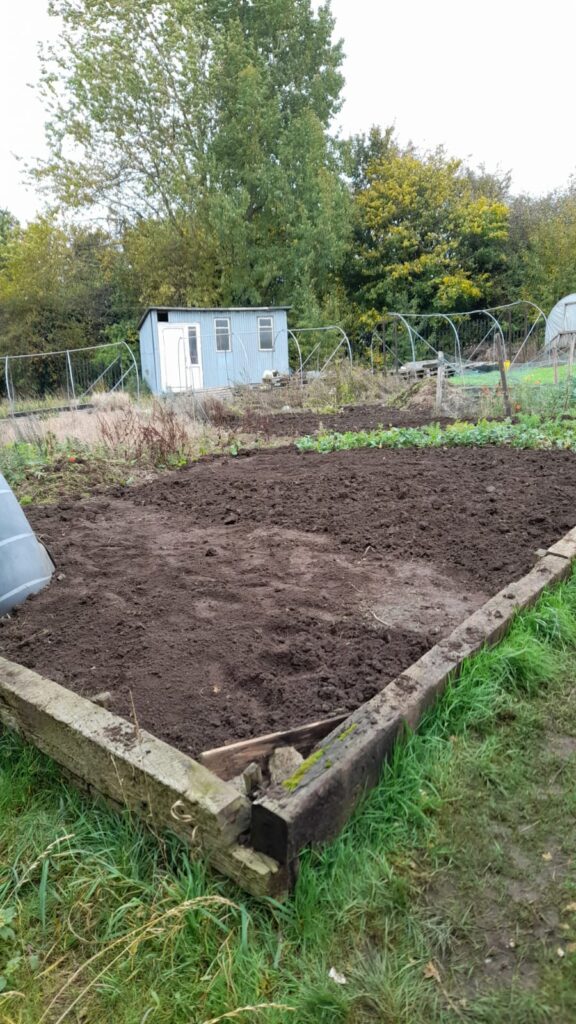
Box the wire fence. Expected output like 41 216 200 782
369 301 549 375
0 342 140 417
1 310 574 423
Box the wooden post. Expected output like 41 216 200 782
496 333 512 419
561 337 569 382
524 310 529 360
393 321 399 370
435 351 445 414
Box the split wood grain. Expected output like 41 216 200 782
200 714 348 781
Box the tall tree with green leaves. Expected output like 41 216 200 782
345 138 510 324
35 0 350 320
0 210 19 271
0 219 126 353
506 186 576 311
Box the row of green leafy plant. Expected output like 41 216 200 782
2 564 576 1021
295 414 576 454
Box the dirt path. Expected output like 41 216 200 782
1 446 576 757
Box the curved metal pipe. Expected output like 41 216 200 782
287 329 304 382
396 308 507 365
289 326 353 374
120 340 140 401
382 313 418 362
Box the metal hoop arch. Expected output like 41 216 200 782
378 301 549 370
289 326 353 376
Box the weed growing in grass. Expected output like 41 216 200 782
2 572 576 1020
98 401 191 466
0 400 234 503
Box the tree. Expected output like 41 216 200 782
345 139 510 319
345 125 396 192
0 210 19 270
506 186 576 311
35 0 350 321
0 218 125 354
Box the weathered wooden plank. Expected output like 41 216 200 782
0 658 287 898
548 527 576 561
200 714 348 781
251 553 573 865
252 697 407 864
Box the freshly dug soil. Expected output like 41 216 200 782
241 403 453 437
2 446 576 757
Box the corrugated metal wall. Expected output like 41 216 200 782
140 308 290 393
139 314 160 393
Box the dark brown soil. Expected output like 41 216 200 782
241 403 453 437
1 446 575 758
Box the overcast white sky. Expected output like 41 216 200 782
2 0 575 222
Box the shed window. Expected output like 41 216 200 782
214 317 231 352
157 310 169 323
258 316 274 351
188 326 199 365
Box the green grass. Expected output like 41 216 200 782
0 438 138 505
0 397 95 421
295 415 576 454
451 365 571 388
2 570 576 1021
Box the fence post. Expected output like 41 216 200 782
435 351 445 414
5 356 14 416
553 337 559 386
496 333 512 418
66 349 76 406
561 335 569 380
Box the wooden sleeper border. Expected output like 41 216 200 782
251 547 576 865
1 530 575 896
0 660 287 897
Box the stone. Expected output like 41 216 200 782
269 746 304 785
91 690 113 708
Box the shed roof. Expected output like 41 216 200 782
138 306 291 330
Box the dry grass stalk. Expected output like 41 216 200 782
40 896 238 1024
199 1004 295 1024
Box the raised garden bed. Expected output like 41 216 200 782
242 404 454 437
1 446 576 894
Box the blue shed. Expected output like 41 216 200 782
138 306 290 393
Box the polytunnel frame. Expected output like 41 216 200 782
2 340 140 412
288 326 353 380
370 301 549 372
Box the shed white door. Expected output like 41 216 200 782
159 324 203 392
